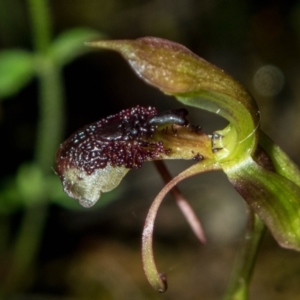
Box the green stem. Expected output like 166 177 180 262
35 58 65 172
4 0 65 294
6 60 65 293
222 208 266 300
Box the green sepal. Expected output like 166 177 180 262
86 37 260 161
224 157 300 250
259 130 300 187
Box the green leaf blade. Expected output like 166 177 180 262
0 50 35 99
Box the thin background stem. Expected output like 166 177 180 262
28 0 52 54
4 0 65 294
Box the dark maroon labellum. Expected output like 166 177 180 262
56 106 168 176
55 106 190 207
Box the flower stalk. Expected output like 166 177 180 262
222 208 266 300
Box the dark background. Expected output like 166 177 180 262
1 0 300 299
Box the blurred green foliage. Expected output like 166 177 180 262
0 51 34 99
0 22 111 216
0 24 110 211
0 0 118 297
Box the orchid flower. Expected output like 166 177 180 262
55 37 300 299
